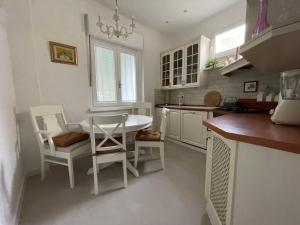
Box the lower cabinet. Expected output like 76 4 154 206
181 110 208 148
167 109 181 140
205 130 300 225
155 108 209 149
205 131 237 225
156 108 163 130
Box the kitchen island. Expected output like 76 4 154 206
203 113 300 225
204 113 300 154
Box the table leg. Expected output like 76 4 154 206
126 160 139 177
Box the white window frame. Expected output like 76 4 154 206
90 37 143 110
213 23 246 58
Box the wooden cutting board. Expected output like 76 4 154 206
204 91 222 107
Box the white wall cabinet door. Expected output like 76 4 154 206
184 36 210 88
180 110 208 148
171 48 184 88
184 41 200 87
160 36 210 90
166 109 181 140
161 52 172 89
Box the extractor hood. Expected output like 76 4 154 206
240 21 300 73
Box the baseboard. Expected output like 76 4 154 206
26 167 42 177
165 138 207 154
13 176 26 225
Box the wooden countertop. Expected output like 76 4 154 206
204 113 300 154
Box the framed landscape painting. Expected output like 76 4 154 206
49 42 78 65
244 81 258 93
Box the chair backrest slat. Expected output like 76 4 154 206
160 108 170 141
132 102 152 117
88 113 128 154
30 105 67 144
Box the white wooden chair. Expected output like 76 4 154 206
88 113 128 195
131 102 153 117
134 108 169 169
30 105 90 188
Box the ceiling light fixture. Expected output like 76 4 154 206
96 0 136 40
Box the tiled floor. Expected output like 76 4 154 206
20 141 211 225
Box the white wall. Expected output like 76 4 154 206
0 7 24 225
5 0 170 173
168 1 247 48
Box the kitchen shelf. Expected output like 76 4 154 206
158 84 201 90
240 21 300 72
220 58 252 76
204 66 223 71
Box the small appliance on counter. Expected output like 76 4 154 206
271 69 300 125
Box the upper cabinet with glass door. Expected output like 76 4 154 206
161 53 171 89
185 42 199 86
172 48 184 88
160 35 210 89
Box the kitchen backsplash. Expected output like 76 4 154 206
155 68 280 105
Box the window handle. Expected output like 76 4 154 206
118 81 122 89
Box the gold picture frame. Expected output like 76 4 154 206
49 41 78 65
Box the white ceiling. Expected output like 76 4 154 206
96 0 243 35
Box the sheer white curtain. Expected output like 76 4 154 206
95 46 116 102
121 52 137 102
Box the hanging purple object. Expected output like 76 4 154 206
252 0 270 38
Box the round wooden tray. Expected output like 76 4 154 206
204 91 222 106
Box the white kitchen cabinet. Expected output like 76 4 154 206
205 132 237 225
155 107 209 149
180 110 208 148
205 130 300 225
161 52 171 89
171 48 184 88
160 36 210 89
166 109 181 140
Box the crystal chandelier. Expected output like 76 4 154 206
97 0 136 40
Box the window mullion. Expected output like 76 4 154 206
115 47 122 103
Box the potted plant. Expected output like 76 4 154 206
205 58 221 71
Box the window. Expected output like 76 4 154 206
215 24 246 56
120 53 137 102
91 38 140 107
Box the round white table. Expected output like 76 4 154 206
80 114 153 134
80 114 153 177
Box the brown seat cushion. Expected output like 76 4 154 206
45 132 89 147
94 138 126 155
135 129 161 141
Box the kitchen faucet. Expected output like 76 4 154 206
178 95 184 106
